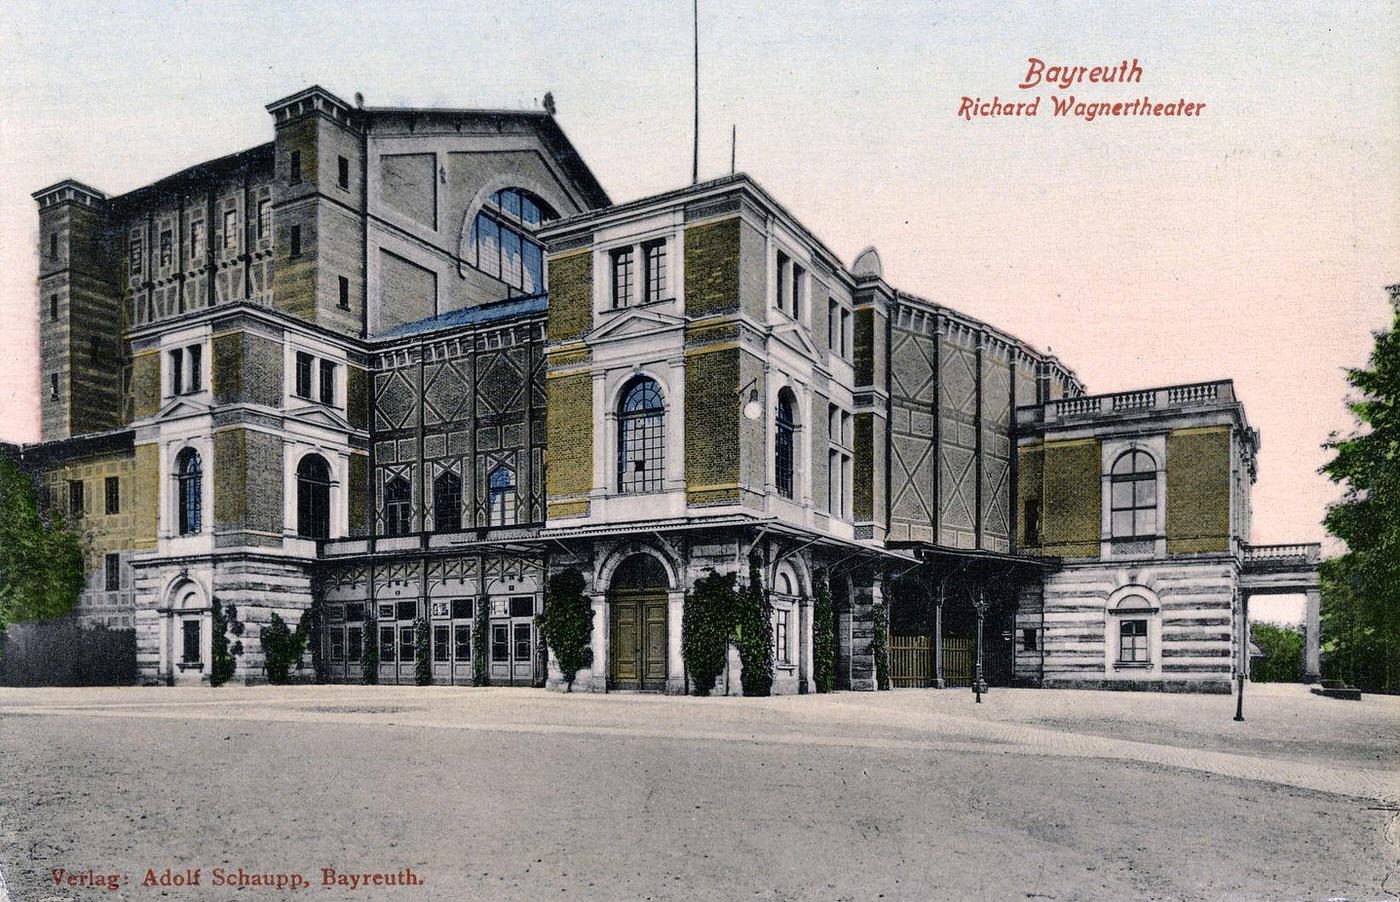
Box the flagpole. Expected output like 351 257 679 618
692 0 699 184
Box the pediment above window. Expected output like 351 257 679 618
587 307 685 345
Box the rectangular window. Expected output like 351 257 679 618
399 626 415 663
1119 620 1149 663
289 149 302 185
347 625 363 662
451 598 473 620
187 344 202 393
345 602 364 623
476 215 500 278
105 553 120 591
396 601 417 622
50 373 58 399
500 227 522 287
160 230 173 267
1022 628 1038 651
319 360 335 405
295 352 313 399
774 608 791 664
67 480 83 518
329 628 345 663
522 241 542 294
611 246 634 308
379 626 396 662
105 476 120 515
257 200 270 239
337 155 350 189
338 275 350 310
49 232 58 258
510 596 535 619
289 225 302 258
129 234 143 276
182 620 201 664
169 348 184 396
222 209 238 250
790 263 805 320
513 623 531 662
841 309 852 358
49 294 58 321
1023 498 1041 547
643 240 667 303
776 251 790 314
433 624 450 662
454 624 472 660
491 624 509 662
190 221 204 258
827 298 839 350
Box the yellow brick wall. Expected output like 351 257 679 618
684 346 741 505
40 446 156 588
684 217 741 317
1166 426 1231 554
1017 444 1044 550
546 250 592 343
545 371 593 517
131 350 160 419
1041 438 1100 558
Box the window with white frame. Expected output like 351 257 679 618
1110 449 1157 540
167 344 204 396
610 246 635 308
773 606 792 665
775 388 798 499
617 377 665 493
643 239 667 303
487 466 518 526
292 350 338 407
296 454 332 540
1110 593 1158 666
175 447 202 536
775 251 805 320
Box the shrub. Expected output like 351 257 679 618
361 614 379 685
872 598 890 691
683 570 736 696
1251 622 1303 683
812 571 835 693
538 569 594 691
473 597 490 686
261 612 305 684
737 558 773 697
413 614 432 685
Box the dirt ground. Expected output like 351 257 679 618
0 683 1394 901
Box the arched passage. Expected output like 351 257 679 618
607 553 670 690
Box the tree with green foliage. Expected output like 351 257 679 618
1250 622 1303 683
473 597 490 686
812 570 836 693
537 569 594 691
413 614 432 685
872 598 890 690
209 598 235 686
683 570 736 696
361 614 379 685
0 454 86 660
1319 288 1400 694
260 612 307 684
736 558 774 697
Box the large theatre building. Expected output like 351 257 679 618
8 86 1321 693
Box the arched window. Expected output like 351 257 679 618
463 188 556 294
384 475 412 537
175 448 202 536
434 470 462 532
775 389 798 499
296 454 331 539
1110 450 1157 539
487 466 517 527
1112 594 1159 664
617 377 665 494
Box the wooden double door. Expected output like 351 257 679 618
609 590 668 690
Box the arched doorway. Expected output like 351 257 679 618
608 554 669 690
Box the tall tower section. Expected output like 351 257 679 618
33 180 125 440
266 87 366 336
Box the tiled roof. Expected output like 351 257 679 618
373 293 547 340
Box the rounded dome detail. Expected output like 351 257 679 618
852 246 883 279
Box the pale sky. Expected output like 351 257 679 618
1 1 1396 622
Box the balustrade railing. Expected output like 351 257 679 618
1040 380 1233 423
1242 543 1321 566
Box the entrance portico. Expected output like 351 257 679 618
1240 543 1323 681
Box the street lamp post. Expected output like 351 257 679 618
972 587 988 703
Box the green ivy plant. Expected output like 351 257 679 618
812 570 835 693
872 598 890 691
209 598 235 686
473 597 490 687
0 454 85 663
737 558 774 697
682 570 736 696
537 569 594 691
413 614 432 685
361 613 379 685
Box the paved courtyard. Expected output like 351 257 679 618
0 683 1395 901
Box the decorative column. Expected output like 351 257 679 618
797 593 813 694
1302 588 1322 683
589 592 608 692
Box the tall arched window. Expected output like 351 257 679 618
617 377 665 494
175 448 202 536
487 466 516 526
434 470 462 532
1110 450 1157 539
296 454 331 539
384 475 412 537
775 389 798 499
463 188 556 294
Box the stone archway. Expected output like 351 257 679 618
163 578 210 684
606 553 670 691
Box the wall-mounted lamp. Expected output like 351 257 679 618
738 378 763 420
